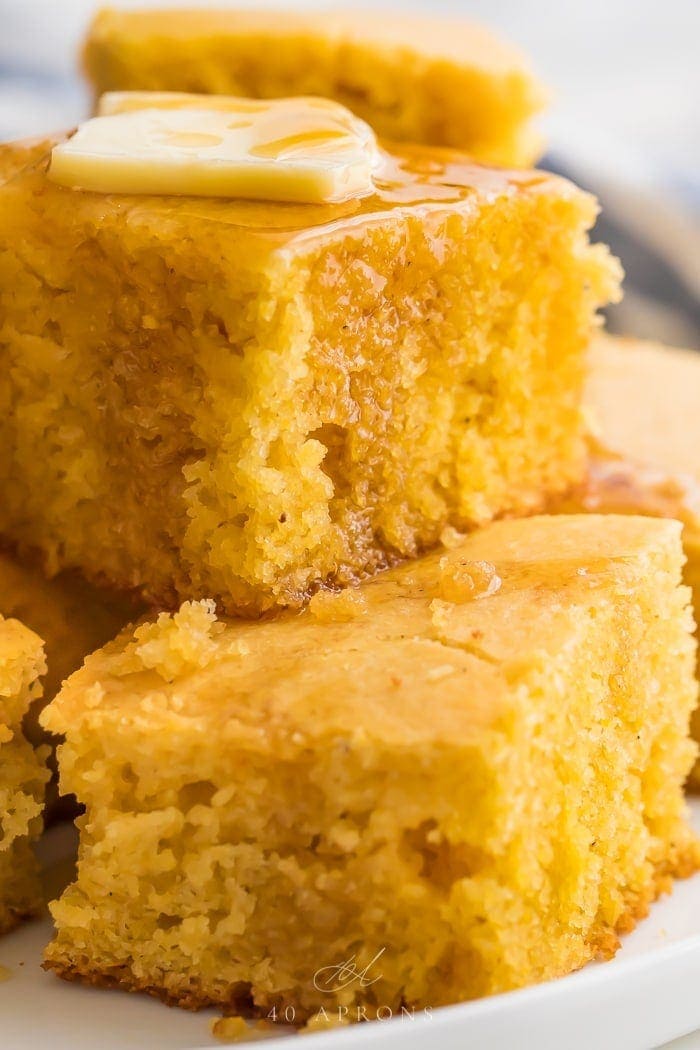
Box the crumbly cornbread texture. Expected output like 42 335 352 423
561 336 700 783
43 516 699 1020
0 136 620 615
0 614 48 934
0 548 140 745
83 8 546 166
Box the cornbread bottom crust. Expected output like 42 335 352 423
43 851 700 1014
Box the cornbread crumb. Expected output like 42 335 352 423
0 135 620 615
0 614 49 934
83 8 547 166
439 525 467 550
211 1016 277 1043
43 516 698 1020
130 599 224 681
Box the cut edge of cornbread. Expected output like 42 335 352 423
83 7 548 166
561 335 700 787
42 516 698 1020
0 614 49 934
0 136 621 615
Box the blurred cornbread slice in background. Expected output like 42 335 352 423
43 516 698 1019
584 339 700 635
560 336 700 783
83 8 546 167
0 549 140 746
586 337 699 482
0 132 619 615
0 614 48 934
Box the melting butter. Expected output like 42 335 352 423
49 92 381 204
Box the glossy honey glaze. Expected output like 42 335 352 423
16 134 564 244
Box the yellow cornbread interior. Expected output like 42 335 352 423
83 8 546 166
0 614 48 934
0 549 139 746
43 516 699 1019
0 136 620 615
50 94 381 203
559 336 700 784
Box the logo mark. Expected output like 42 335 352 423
313 948 386 992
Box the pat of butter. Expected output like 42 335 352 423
49 93 380 204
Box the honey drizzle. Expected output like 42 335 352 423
35 134 562 242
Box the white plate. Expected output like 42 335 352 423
2 801 699 1050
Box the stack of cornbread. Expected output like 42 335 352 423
0 6 698 1032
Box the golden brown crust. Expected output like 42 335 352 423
44 848 699 1022
42 958 252 1013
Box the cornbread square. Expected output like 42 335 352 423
559 336 700 783
43 516 699 1019
83 8 546 166
0 136 619 615
0 614 48 934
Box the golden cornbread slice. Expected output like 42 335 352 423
0 134 620 616
83 8 546 166
0 614 48 935
42 516 699 1020
557 336 700 783
587 336 700 482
